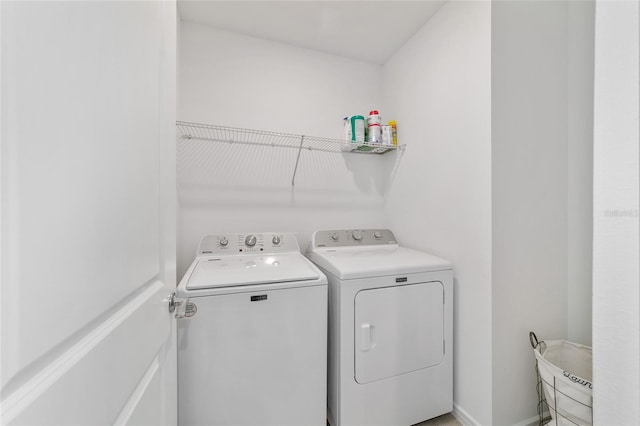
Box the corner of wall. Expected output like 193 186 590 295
383 2 493 424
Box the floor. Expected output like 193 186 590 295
326 412 462 426
414 413 462 426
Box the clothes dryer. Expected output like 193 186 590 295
177 232 327 426
307 229 453 426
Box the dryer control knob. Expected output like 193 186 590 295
245 234 257 247
352 230 363 241
374 231 382 239
272 235 281 245
219 237 229 246
330 233 339 241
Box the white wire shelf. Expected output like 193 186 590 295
176 121 406 187
176 121 405 155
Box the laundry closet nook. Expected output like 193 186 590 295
176 1 596 424
1 1 638 426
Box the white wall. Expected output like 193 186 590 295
592 0 639 424
178 22 392 278
492 2 570 425
383 2 493 424
567 0 595 346
492 1 595 424
491 2 596 424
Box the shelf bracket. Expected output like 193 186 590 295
291 135 305 186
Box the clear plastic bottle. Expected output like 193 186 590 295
367 110 382 144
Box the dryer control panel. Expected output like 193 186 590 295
198 232 300 256
313 229 397 248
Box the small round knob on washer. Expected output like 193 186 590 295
331 233 339 241
272 235 281 245
245 234 257 247
352 230 363 241
219 237 229 246
374 231 382 239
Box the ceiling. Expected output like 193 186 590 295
177 1 446 64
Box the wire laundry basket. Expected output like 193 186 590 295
529 332 593 426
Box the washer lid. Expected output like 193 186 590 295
307 246 452 280
186 253 321 290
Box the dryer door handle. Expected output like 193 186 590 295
360 323 376 351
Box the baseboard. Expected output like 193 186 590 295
512 414 544 426
451 404 544 426
452 403 480 426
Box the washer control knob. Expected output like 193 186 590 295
245 234 257 247
352 230 363 241
374 231 382 239
219 237 229 247
272 235 281 245
330 233 339 241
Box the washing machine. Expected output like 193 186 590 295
306 229 453 426
177 232 327 426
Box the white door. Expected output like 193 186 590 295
1 1 177 425
354 282 444 384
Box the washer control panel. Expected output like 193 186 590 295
313 229 397 248
198 232 298 255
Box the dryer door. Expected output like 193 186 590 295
354 281 444 384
